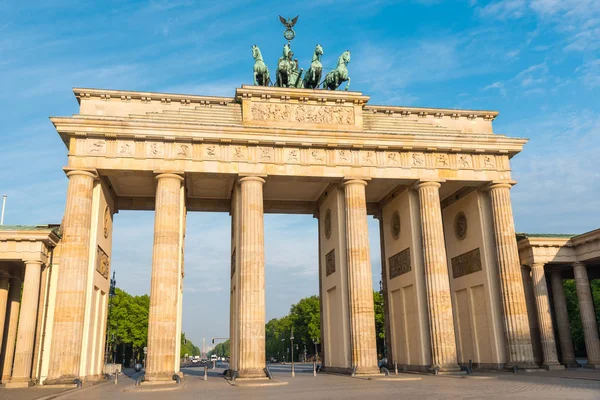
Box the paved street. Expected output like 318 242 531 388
3 364 599 400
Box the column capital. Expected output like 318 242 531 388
63 168 98 179
23 259 44 266
239 176 266 185
342 178 369 187
413 179 443 190
487 180 516 191
530 262 546 270
9 276 22 285
155 172 184 182
572 261 586 269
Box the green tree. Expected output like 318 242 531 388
108 288 150 362
208 339 230 358
181 333 201 358
564 279 600 357
373 290 385 358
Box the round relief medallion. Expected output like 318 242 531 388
454 212 467 240
103 206 111 239
324 209 332 239
391 211 401 240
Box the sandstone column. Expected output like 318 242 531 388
549 270 577 367
573 262 600 368
344 179 379 374
1 277 22 382
0 277 9 352
46 169 96 384
10 260 44 384
521 266 543 364
146 173 184 382
488 182 535 368
530 263 562 369
237 176 266 378
415 181 460 372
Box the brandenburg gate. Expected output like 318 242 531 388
12 79 593 386
42 82 536 383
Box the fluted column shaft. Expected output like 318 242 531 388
549 270 577 366
146 173 184 380
344 179 379 374
488 183 535 368
416 181 459 372
46 170 96 383
1 278 22 382
530 263 561 368
573 262 600 367
237 176 266 378
521 266 543 364
0 278 9 354
10 261 43 382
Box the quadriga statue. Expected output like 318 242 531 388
302 44 323 89
251 45 270 86
323 50 351 91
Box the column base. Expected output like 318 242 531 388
540 363 565 370
354 365 381 375
562 361 580 368
143 371 179 384
506 362 539 371
4 379 35 389
584 362 600 369
432 364 462 374
237 368 268 379
43 376 81 386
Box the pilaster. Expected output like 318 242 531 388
549 270 577 367
343 179 379 375
145 173 184 382
488 182 536 369
529 263 562 370
415 181 460 372
573 262 600 368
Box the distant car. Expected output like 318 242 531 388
210 355 218 362
191 358 199 363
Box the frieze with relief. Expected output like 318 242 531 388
451 248 482 278
389 247 411 279
249 102 355 125
96 246 110 279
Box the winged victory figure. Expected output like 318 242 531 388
279 15 299 30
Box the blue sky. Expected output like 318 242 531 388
1 0 599 348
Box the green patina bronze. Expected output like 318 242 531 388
252 45 270 86
323 50 351 91
302 44 323 89
251 16 352 91
275 44 303 88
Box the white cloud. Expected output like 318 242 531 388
483 81 507 98
576 59 600 88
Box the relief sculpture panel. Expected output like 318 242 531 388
451 248 482 279
96 246 110 279
389 247 411 279
249 102 355 125
325 249 335 277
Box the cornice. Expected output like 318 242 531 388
50 116 527 155
73 87 234 107
364 104 499 121
236 85 370 105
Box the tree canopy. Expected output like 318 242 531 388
107 287 200 361
265 292 386 361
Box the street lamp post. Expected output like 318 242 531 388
290 329 295 377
